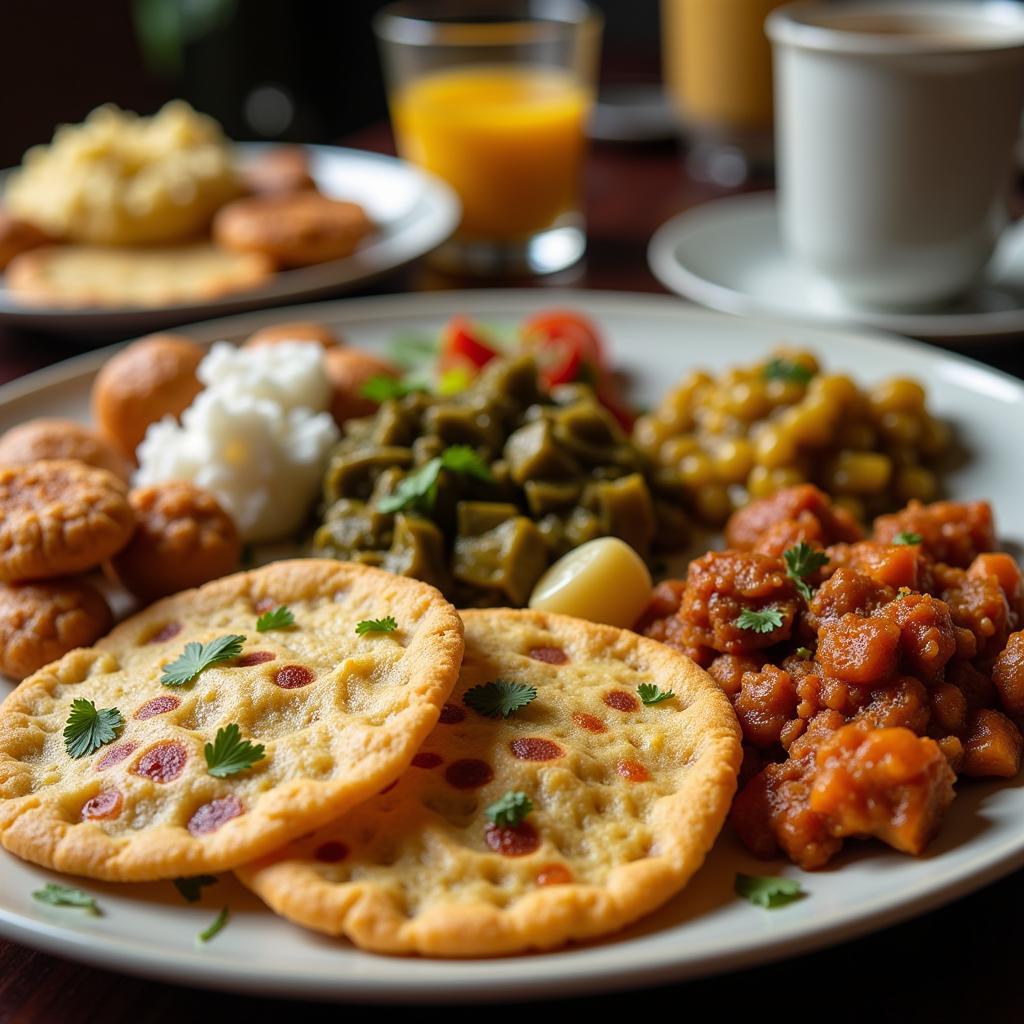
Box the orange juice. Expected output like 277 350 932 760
661 0 790 131
391 66 589 241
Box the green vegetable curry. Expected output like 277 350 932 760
313 356 685 605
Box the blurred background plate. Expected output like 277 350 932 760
0 143 460 337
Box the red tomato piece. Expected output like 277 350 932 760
438 317 501 374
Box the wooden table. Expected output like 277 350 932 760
0 131 1022 1022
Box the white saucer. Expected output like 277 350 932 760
648 191 1024 342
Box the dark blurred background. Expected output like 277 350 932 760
0 0 661 166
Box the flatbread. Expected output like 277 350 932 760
0 560 464 881
237 608 741 956
5 243 272 308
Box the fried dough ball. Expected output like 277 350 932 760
324 347 401 425
0 418 129 481
0 461 134 581
110 481 241 602
0 209 51 271
243 321 340 351
91 333 204 460
0 578 112 679
240 146 317 196
213 192 373 268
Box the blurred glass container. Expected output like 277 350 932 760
661 0 792 186
374 0 602 276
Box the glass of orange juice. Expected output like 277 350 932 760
374 1 602 276
661 0 792 185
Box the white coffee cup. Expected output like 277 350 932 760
767 1 1024 310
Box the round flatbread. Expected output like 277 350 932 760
237 608 741 957
0 560 464 881
5 243 272 308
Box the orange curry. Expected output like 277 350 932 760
638 485 1024 869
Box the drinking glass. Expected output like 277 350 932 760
661 0 791 186
374 0 602 276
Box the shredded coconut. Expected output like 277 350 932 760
135 341 338 542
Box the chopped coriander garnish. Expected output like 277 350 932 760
204 724 266 778
893 531 923 546
256 606 295 632
464 680 537 719
356 616 397 635
439 444 493 482
794 646 813 660
378 458 442 514
197 906 230 944
898 585 913 597
174 875 218 904
359 375 426 402
63 699 124 759
160 634 246 687
783 542 829 601
734 607 785 634
32 883 99 914
638 683 675 705
486 791 534 829
735 873 805 909
379 445 493 514
762 358 814 384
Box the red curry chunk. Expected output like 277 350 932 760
640 487 1024 870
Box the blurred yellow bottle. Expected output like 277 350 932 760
661 0 790 132
392 66 589 241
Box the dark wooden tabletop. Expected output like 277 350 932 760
1 127 1022 1023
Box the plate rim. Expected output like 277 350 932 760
647 191 1024 342
1 288 1023 1002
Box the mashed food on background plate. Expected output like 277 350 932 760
4 101 240 245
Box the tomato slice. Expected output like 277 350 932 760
438 317 500 374
520 310 608 373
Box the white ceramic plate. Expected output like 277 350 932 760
0 289 1022 1003
0 144 460 336
648 191 1024 342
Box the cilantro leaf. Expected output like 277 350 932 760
63 699 124 759
893 531 923 546
173 876 218 903
486 791 533 828
256 606 295 632
33 883 99 914
204 724 266 778
783 542 830 601
359 375 426 402
356 616 398 635
638 683 675 705
440 445 493 483
762 358 814 384
734 607 785 634
735 873 805 909
464 680 537 719
379 445 493 514
378 458 443 515
160 634 246 687
197 907 230 944
794 646 814 660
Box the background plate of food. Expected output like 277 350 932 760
0 290 1021 1002
0 103 460 335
